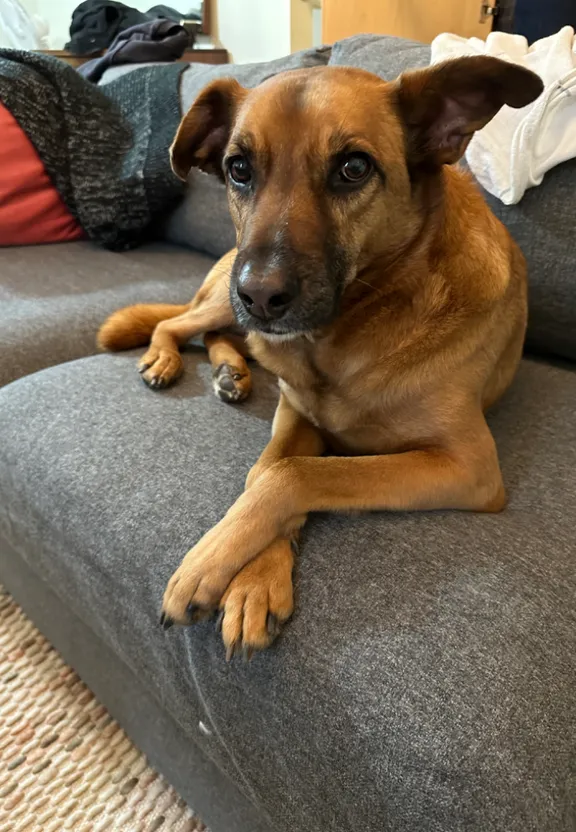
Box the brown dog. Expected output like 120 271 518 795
99 59 543 658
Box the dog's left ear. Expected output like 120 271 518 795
170 78 248 181
394 56 543 168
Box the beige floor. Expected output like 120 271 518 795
0 586 207 832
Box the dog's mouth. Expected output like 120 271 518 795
230 298 310 337
249 322 311 341
230 291 340 339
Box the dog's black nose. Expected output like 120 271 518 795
237 265 297 321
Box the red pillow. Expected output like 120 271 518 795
0 103 85 246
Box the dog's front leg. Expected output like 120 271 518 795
162 413 505 624
162 394 324 652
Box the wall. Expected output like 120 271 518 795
214 0 321 64
214 0 291 64
312 7 321 46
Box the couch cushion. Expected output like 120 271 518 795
329 34 576 362
164 170 236 261
480 160 576 362
0 241 214 388
0 351 574 832
329 33 430 78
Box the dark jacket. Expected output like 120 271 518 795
66 1 148 55
79 18 189 83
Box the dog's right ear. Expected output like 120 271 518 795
170 78 247 181
394 56 543 169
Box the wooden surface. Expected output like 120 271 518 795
42 48 229 67
42 50 86 68
201 0 212 35
291 0 314 52
322 0 494 44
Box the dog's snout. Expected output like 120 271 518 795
236 264 297 321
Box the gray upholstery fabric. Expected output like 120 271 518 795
329 33 429 79
162 47 331 258
0 241 213 388
177 47 331 112
481 161 576 362
329 35 576 361
99 61 168 83
0 351 574 832
163 171 236 260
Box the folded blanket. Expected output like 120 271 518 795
0 50 186 250
431 27 576 205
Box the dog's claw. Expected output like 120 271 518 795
215 610 224 634
243 646 254 663
267 613 282 639
186 603 200 622
159 612 174 630
142 374 169 390
226 641 238 663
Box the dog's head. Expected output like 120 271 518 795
171 59 542 337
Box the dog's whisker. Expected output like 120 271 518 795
352 276 384 296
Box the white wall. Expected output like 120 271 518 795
215 0 291 64
312 7 321 47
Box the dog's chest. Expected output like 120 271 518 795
249 334 367 433
248 333 435 455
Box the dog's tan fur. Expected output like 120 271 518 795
99 60 542 657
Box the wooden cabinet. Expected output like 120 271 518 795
322 0 496 45
41 48 229 68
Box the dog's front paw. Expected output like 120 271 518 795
162 554 230 626
138 346 183 389
161 497 283 630
212 362 252 403
161 519 245 623
218 538 295 660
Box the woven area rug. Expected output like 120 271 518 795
0 585 208 831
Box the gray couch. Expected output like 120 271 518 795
0 37 574 832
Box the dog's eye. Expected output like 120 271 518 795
228 156 252 186
338 153 372 184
